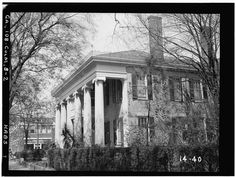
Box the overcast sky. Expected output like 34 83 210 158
85 13 149 54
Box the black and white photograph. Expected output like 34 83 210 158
2 2 234 176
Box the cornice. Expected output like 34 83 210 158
51 54 197 98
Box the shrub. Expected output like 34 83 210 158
47 145 218 172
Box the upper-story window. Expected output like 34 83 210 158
189 79 202 101
169 77 182 102
132 73 152 100
169 77 208 102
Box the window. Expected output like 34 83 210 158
169 77 182 101
30 129 35 133
170 77 207 102
138 117 147 127
189 80 203 101
41 125 46 133
138 117 155 141
111 80 122 103
47 126 52 133
148 117 155 141
132 73 153 100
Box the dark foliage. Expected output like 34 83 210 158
47 145 218 172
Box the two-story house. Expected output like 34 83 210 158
51 16 210 148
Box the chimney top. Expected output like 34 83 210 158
148 16 162 20
148 16 164 62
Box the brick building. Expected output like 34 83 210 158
51 16 210 148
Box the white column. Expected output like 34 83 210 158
55 104 61 147
83 85 92 146
93 77 106 146
66 96 74 134
122 78 129 147
60 100 67 148
73 90 82 143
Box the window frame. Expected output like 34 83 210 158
189 79 204 102
138 116 155 142
169 77 183 102
132 73 153 100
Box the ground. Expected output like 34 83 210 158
8 159 54 171
9 159 31 170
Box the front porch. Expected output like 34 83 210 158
55 76 129 148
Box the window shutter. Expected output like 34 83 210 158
105 81 109 105
147 74 153 100
112 80 116 103
132 73 138 100
117 80 122 102
169 78 174 101
203 85 208 100
189 80 194 101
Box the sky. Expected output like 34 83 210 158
84 13 149 55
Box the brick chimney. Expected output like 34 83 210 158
200 26 213 59
148 16 164 62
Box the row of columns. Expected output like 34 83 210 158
55 76 129 148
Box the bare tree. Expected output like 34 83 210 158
9 13 94 109
115 13 220 145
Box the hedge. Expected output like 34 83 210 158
47 145 218 172
15 149 45 161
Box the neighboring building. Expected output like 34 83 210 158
10 117 54 152
51 16 210 148
25 117 55 150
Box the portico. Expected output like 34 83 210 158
53 56 129 148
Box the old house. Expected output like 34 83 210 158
51 16 209 148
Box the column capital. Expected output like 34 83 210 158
66 95 74 103
56 103 61 110
82 84 93 91
73 90 82 97
60 100 67 106
92 76 106 84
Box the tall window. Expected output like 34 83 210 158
132 73 153 100
111 80 122 103
169 77 182 101
189 80 203 101
138 117 155 141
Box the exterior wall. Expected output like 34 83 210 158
126 66 208 145
52 57 209 147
